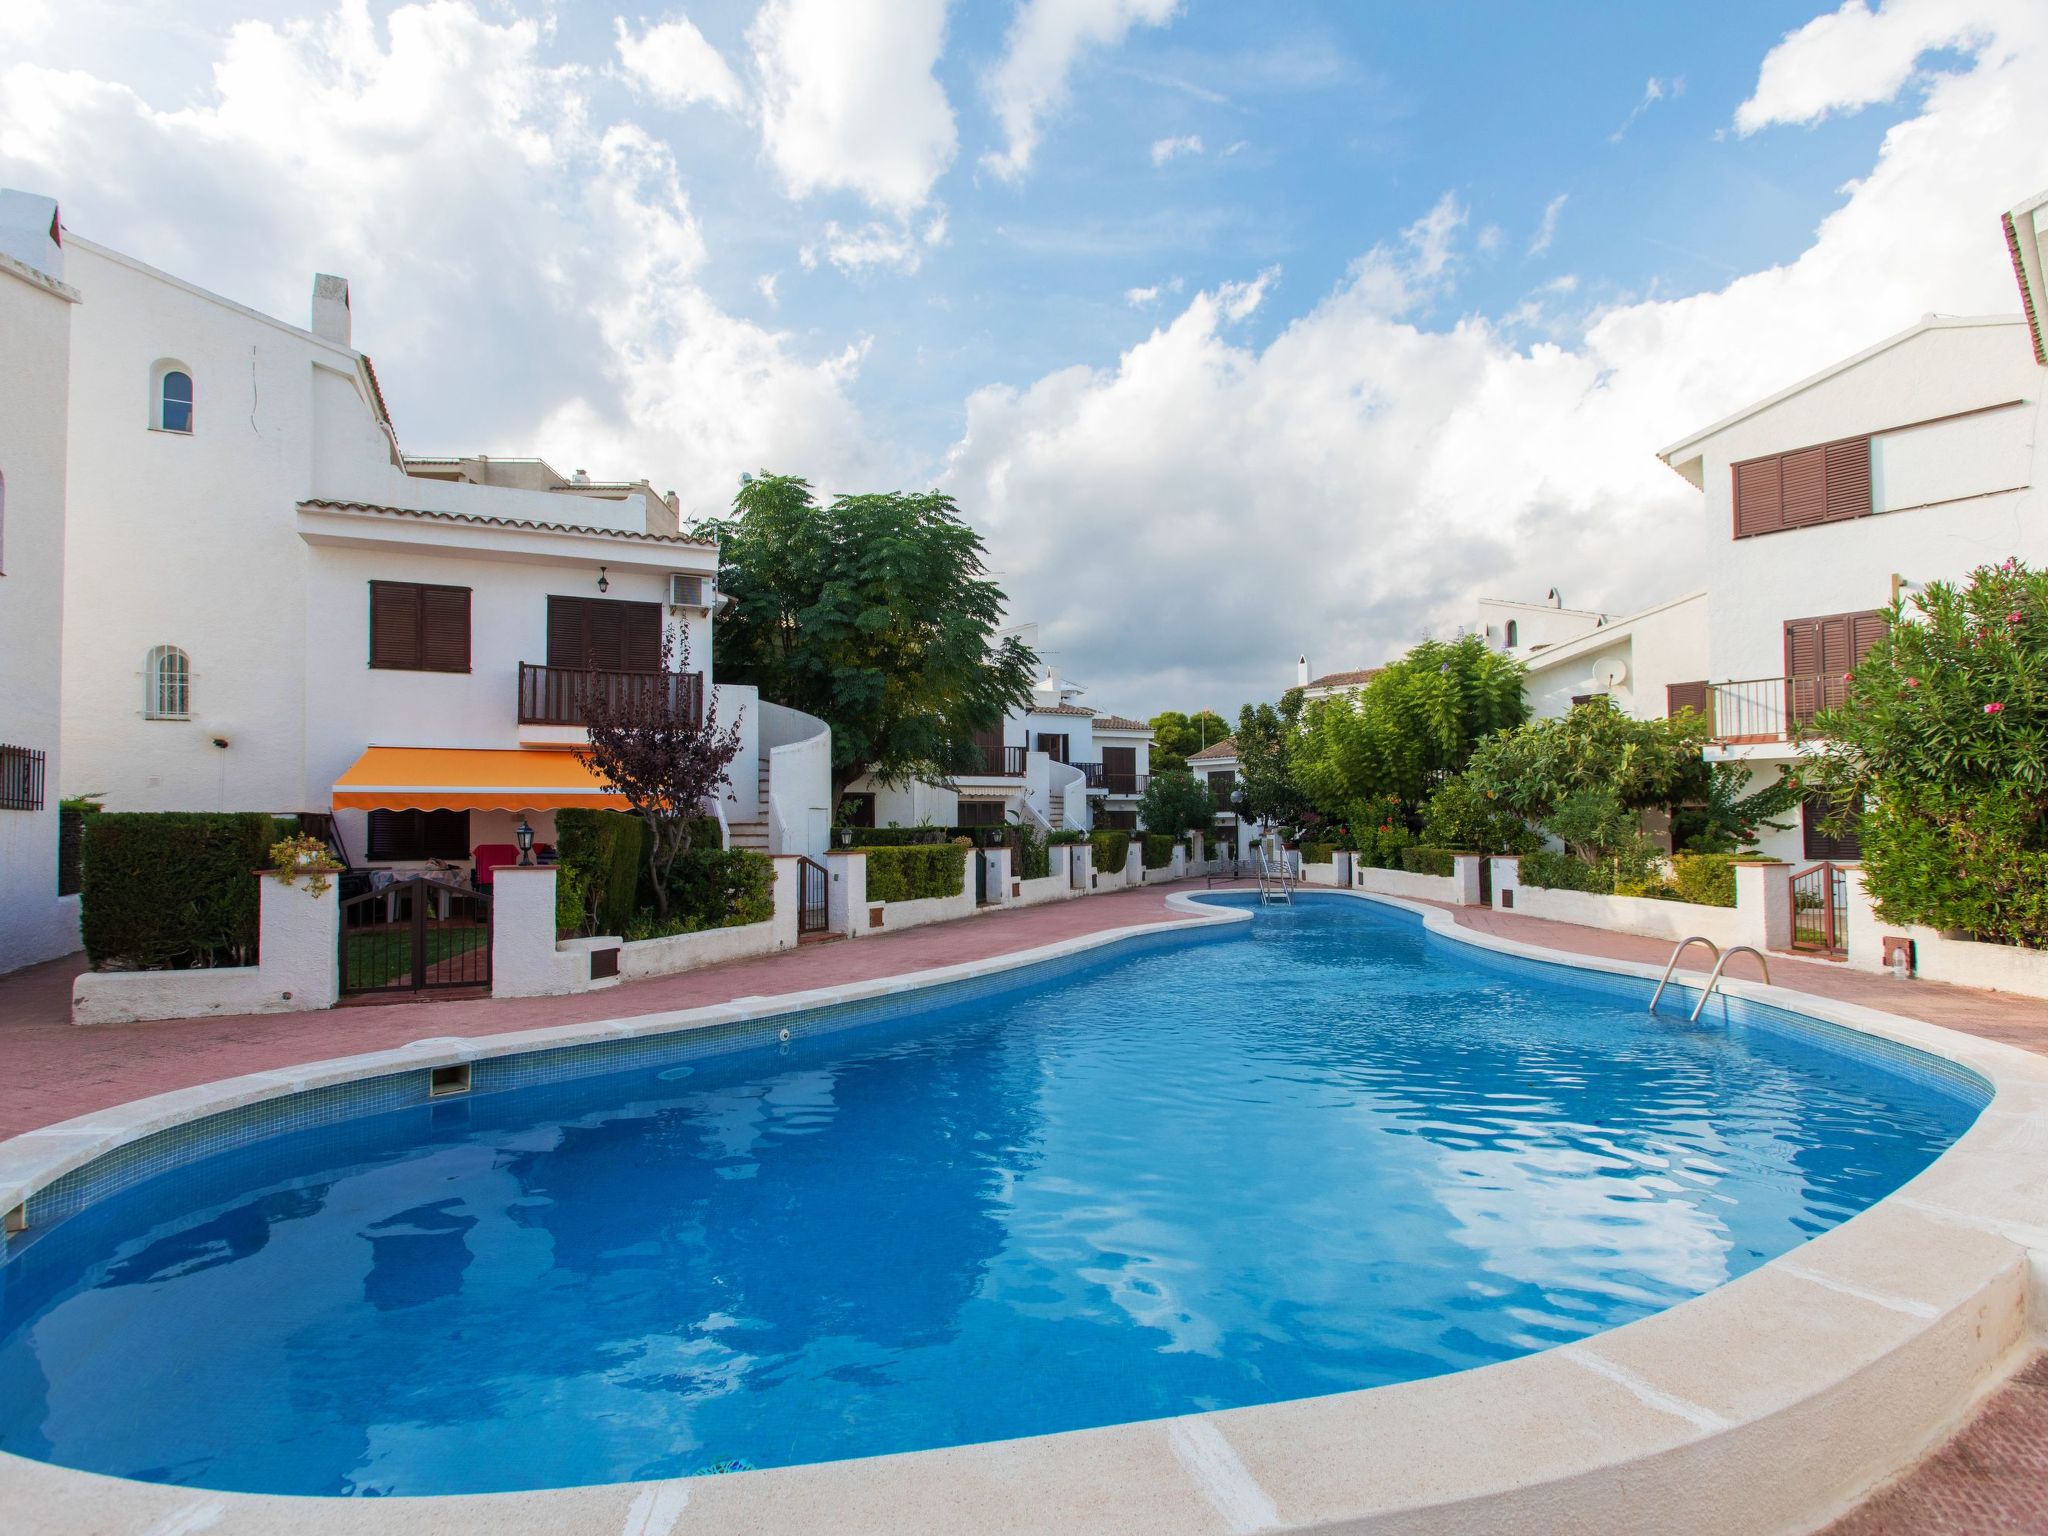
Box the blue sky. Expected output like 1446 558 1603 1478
3 0 2043 713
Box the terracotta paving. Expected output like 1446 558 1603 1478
3 880 2045 1533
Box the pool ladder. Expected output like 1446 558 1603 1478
1255 837 1295 905
1650 937 1772 1023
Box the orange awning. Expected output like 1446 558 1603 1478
332 746 628 812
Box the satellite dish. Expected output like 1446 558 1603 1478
1592 655 1628 691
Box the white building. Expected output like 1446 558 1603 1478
1185 736 1253 859
41 203 829 883
1475 593 1611 659
0 193 83 973
1653 203 2048 862
1513 590 1709 725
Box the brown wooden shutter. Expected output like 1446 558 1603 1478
1780 444 1826 528
972 728 1004 772
1734 457 1782 537
1802 795 1863 862
1824 437 1872 521
1849 610 1887 663
1665 680 1709 718
622 603 661 670
370 581 422 669
547 595 585 668
420 586 471 672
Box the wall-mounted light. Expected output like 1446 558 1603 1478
597 565 609 594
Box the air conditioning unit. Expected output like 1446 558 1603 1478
667 573 711 611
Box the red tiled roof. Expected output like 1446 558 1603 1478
1306 667 1382 690
1092 714 1150 732
298 498 717 549
1187 736 1237 762
1031 703 1096 716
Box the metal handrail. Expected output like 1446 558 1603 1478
1688 945 1773 1024
1648 935 1720 1016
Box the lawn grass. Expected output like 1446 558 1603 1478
343 925 489 990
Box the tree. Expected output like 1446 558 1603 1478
1138 770 1216 839
1235 690 1313 829
695 475 1038 809
1292 635 1528 816
580 626 745 923
1149 709 1231 775
1810 558 2048 945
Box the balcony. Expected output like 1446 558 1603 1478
1705 675 1845 744
518 663 704 728
1075 763 1148 795
1210 779 1236 811
962 744 1028 777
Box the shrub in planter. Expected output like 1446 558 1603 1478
668 847 775 930
1300 841 1337 866
850 826 948 846
1142 832 1176 869
1398 845 1455 878
1016 824 1050 880
555 808 648 937
865 844 966 903
1047 828 1089 845
1517 848 1613 894
1090 829 1132 873
81 811 272 969
1669 852 1738 908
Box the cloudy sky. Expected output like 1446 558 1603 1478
3 0 2044 717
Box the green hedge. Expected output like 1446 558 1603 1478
1142 832 1176 869
81 812 272 970
849 826 949 846
1047 828 1089 845
1399 845 1455 878
1300 841 1338 866
1090 829 1132 873
866 844 966 903
1518 848 1612 893
1016 826 1051 881
554 808 648 937
1670 852 1737 908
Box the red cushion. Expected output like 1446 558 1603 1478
471 844 519 885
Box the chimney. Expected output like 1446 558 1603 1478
0 189 63 282
311 274 351 347
1297 654 1310 687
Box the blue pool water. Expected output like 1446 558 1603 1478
0 896 1981 1496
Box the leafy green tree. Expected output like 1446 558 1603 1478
1465 696 1700 819
1149 709 1232 775
1292 635 1528 815
1417 778 1541 856
695 474 1038 809
1234 690 1313 829
1137 770 1216 839
1810 558 2048 945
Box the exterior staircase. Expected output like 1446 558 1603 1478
724 754 772 852
1048 799 1064 831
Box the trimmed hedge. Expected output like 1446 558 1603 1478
866 844 966 903
850 826 948 846
1142 832 1176 869
1016 826 1051 881
1047 828 1089 845
1301 841 1338 866
1090 829 1132 873
81 811 272 970
554 808 648 937
1670 852 1738 908
1518 849 1612 893
1399 845 1455 878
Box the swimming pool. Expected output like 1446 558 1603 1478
0 894 1985 1497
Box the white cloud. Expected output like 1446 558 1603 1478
1528 192 1567 256
1124 275 1182 305
805 209 950 276
749 0 956 217
1149 132 1201 165
1735 0 1997 134
756 271 780 304
613 14 742 112
941 0 2048 710
0 0 880 517
982 0 1180 182
1610 74 1684 142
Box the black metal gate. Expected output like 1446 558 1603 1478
1789 862 1848 958
797 856 830 937
1478 857 1494 906
339 876 492 996
974 847 991 905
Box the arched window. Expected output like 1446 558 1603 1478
1505 619 1519 648
145 645 190 719
154 364 194 434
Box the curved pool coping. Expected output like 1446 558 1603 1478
0 887 2043 1536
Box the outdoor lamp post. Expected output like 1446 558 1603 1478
516 818 535 866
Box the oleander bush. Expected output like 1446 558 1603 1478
81 811 272 970
1090 829 1132 873
1399 845 1455 878
865 844 966 903
1142 832 1176 869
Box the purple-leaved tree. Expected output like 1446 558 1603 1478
579 625 745 922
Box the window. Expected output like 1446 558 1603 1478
1505 619 1518 648
0 744 45 811
155 366 194 434
367 808 471 861
370 581 472 672
545 594 661 671
1784 610 1886 724
956 800 1004 827
1732 436 1872 538
145 645 190 719
1802 794 1863 862
1034 732 1070 763
1666 681 1709 719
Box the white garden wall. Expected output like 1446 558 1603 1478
1355 866 1461 904
1506 885 1742 947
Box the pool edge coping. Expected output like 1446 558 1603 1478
0 886 2038 1536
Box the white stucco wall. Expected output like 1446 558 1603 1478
0 234 81 972
1520 592 1710 723
1666 318 2045 684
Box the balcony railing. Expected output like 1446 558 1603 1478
519 663 704 727
1707 675 1846 743
963 744 1028 777
1076 762 1148 794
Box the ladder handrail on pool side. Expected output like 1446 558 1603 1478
1688 945 1773 1025
1649 936 1721 1016
1255 835 1294 904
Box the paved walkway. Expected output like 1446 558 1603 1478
3 882 2044 1532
